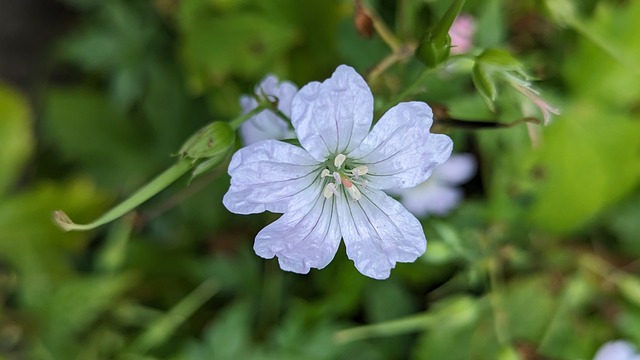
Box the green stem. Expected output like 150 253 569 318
377 66 439 117
273 108 292 125
334 313 435 343
488 257 509 345
54 159 193 231
228 105 268 130
378 54 474 116
126 279 219 355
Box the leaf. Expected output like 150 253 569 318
42 87 157 188
528 102 640 233
37 274 134 357
563 1 640 108
178 11 296 83
503 276 556 343
0 178 109 306
0 83 33 196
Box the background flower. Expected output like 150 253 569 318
388 153 476 217
449 14 476 54
239 74 298 145
593 341 640 360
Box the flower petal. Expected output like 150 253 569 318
433 154 476 184
337 187 426 279
223 140 322 215
399 183 463 217
594 341 640 360
254 195 341 274
348 102 453 190
291 65 373 160
239 107 293 145
239 75 298 146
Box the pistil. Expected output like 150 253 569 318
321 154 368 201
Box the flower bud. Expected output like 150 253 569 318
415 0 466 68
415 34 452 68
179 121 235 161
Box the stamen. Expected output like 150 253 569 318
351 165 369 178
346 184 362 201
323 183 339 198
332 172 342 186
334 153 346 169
321 169 331 177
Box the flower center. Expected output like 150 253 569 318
321 153 368 201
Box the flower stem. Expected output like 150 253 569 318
233 102 292 130
361 1 402 52
228 105 268 130
376 66 440 117
127 279 219 354
54 159 193 231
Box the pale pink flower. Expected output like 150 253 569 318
449 14 476 54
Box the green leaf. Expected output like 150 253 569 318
0 178 109 307
37 274 134 357
0 83 33 196
563 1 640 107
538 275 604 359
529 102 640 233
413 297 497 360
186 301 253 359
503 276 556 343
178 11 296 84
43 87 157 188
475 0 504 48
128 279 218 355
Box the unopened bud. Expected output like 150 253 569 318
179 121 235 161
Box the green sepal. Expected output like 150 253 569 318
432 0 466 42
471 62 497 110
415 0 465 68
190 155 226 181
415 34 452 68
477 48 524 71
179 121 235 161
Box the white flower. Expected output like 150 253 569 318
388 154 476 217
223 65 453 279
239 74 298 145
594 341 640 360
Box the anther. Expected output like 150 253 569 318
334 153 346 169
332 172 341 186
321 169 331 177
351 165 369 178
323 183 339 199
346 184 362 201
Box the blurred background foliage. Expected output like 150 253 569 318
1 0 639 359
